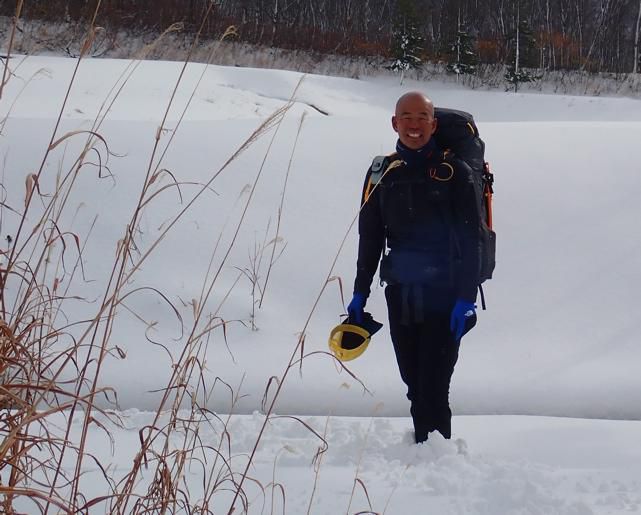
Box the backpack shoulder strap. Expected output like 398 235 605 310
363 153 401 204
369 152 401 185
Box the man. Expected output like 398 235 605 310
348 91 482 444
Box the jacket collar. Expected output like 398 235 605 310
395 139 440 168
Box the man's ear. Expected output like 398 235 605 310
430 117 438 135
391 115 398 133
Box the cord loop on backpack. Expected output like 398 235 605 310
429 162 454 182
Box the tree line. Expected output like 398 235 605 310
3 0 641 74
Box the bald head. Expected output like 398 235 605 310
395 91 435 118
392 91 437 150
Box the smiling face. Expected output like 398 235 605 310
391 92 438 150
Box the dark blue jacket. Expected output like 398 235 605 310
353 144 482 308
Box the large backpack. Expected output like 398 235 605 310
369 107 496 308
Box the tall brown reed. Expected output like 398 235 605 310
1 2 379 513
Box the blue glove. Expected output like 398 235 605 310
347 293 367 324
450 300 476 341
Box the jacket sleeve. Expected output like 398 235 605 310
353 169 386 297
451 159 482 302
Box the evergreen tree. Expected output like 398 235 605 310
505 19 540 92
446 29 478 78
387 0 424 84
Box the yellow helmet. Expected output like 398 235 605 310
328 323 371 362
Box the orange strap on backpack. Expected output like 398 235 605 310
483 162 494 230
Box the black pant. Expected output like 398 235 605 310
385 285 460 443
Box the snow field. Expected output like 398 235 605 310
1 55 641 513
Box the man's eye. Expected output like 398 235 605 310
402 116 431 122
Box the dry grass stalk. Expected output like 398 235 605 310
224 149 397 514
346 410 381 515
1 4 379 514
259 111 307 309
0 0 24 102
108 77 301 515
0 3 246 513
